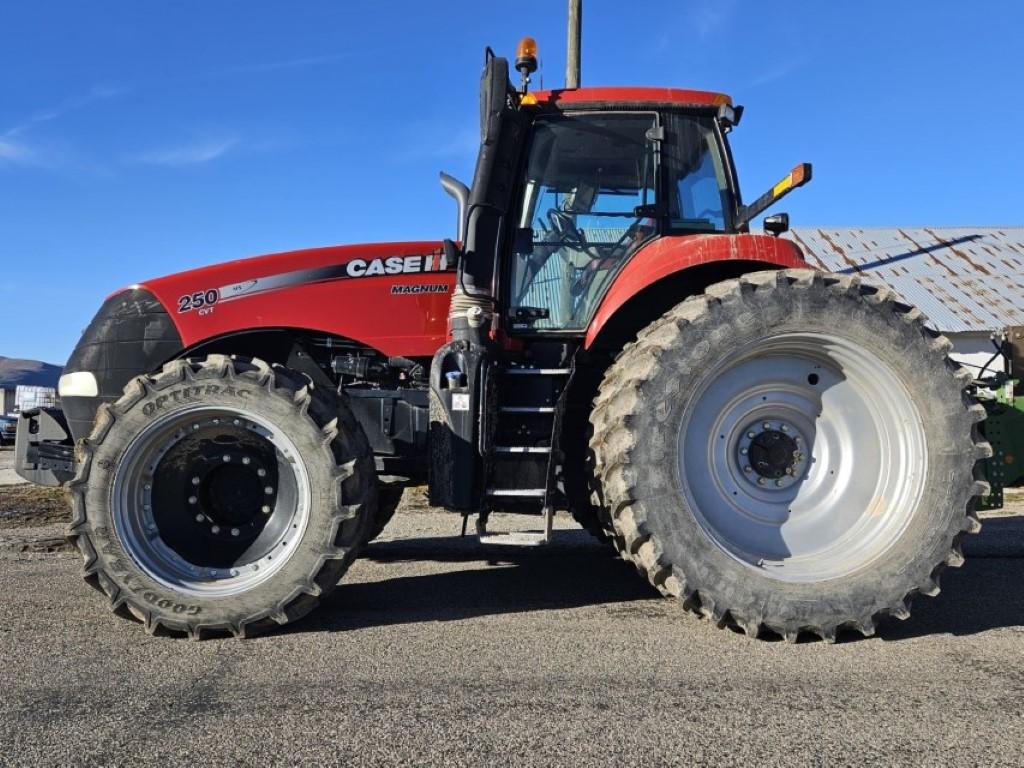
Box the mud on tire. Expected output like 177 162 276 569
589 269 990 641
67 355 378 638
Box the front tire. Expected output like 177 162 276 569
590 270 990 641
68 355 377 638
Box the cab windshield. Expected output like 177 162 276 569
508 111 731 331
509 113 658 330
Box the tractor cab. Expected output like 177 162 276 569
427 44 807 533
451 46 753 340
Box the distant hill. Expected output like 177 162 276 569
0 357 62 389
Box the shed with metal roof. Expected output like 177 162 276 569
785 227 1024 375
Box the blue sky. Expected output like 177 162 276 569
1 1 1022 364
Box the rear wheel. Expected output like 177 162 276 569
68 355 377 638
590 270 990 641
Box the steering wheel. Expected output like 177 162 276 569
546 208 586 244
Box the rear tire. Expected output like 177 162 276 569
68 355 377 638
590 270 990 641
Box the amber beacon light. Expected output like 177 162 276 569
515 36 539 78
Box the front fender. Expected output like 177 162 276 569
584 234 807 349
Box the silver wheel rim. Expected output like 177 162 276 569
112 405 311 597
677 332 927 583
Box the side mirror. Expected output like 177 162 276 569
763 213 789 237
443 239 461 270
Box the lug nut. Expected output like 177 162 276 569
230 528 240 537
223 454 231 462
775 480 785 487
211 525 221 534
242 457 251 465
781 424 789 432
257 468 267 478
747 432 756 439
195 514 204 522
261 505 272 514
188 496 197 505
757 478 766 485
740 448 748 455
192 476 201 486
744 465 752 473
762 422 771 430
264 486 274 495
192 423 200 431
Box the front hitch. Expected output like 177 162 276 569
14 407 75 487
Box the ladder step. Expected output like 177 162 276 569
476 505 554 547
504 368 571 376
499 406 555 414
494 446 551 454
478 531 549 547
486 488 546 498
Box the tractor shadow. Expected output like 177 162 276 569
876 517 1024 643
286 529 664 634
285 519 1024 642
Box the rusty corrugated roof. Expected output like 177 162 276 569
785 227 1024 332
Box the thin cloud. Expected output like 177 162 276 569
224 52 354 75
126 138 238 167
0 138 35 164
5 84 128 138
748 60 802 88
694 0 738 38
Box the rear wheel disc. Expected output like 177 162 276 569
680 333 927 582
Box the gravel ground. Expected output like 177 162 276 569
1 480 1023 766
0 446 22 486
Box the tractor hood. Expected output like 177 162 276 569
58 240 454 443
140 239 455 358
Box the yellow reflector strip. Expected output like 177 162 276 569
773 176 793 198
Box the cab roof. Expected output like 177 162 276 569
530 86 732 110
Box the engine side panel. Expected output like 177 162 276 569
142 241 456 358
584 234 808 349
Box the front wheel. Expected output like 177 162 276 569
590 270 990 641
68 355 377 638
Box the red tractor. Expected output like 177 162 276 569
17 40 987 642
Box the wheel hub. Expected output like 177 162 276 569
187 447 277 541
737 420 808 489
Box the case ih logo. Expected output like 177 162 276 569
179 250 452 313
345 253 449 277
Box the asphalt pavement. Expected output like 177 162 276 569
1 480 1023 766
